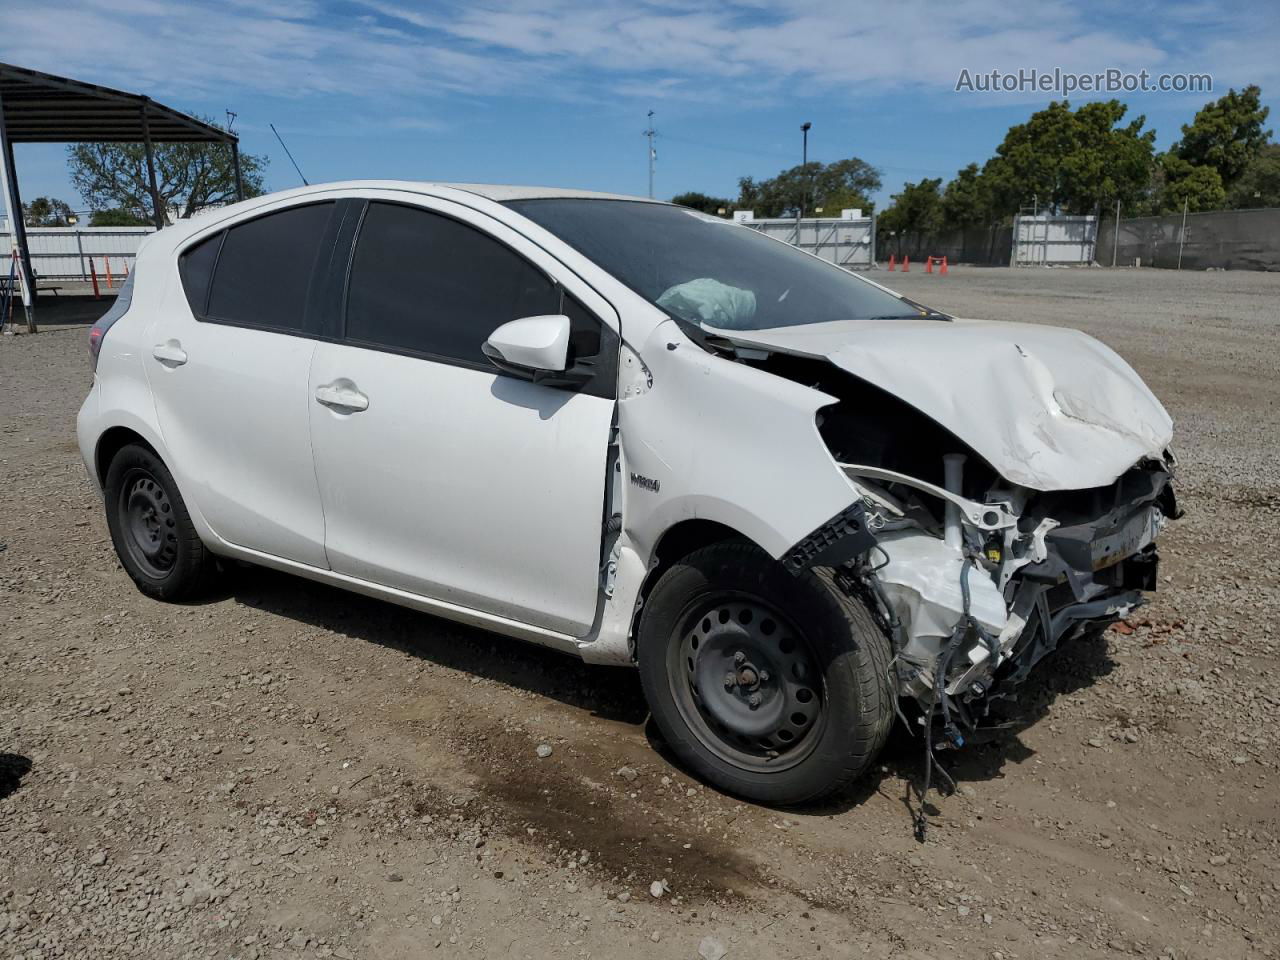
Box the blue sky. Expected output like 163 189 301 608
4 0 1277 213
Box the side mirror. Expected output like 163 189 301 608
483 314 592 388
483 314 570 373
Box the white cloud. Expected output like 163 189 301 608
1 0 546 104
1 0 1274 111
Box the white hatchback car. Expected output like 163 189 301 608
79 182 1178 805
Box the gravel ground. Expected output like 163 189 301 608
2 266 1278 960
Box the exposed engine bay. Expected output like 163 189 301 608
844 453 1176 732
705 330 1181 746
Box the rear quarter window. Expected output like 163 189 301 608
178 232 223 316
202 202 335 334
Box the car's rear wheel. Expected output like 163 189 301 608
104 443 218 600
637 541 894 806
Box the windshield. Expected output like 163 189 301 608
505 199 933 330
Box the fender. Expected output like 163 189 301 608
617 320 857 560
577 320 863 664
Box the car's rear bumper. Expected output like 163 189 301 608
76 380 102 496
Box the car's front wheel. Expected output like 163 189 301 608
103 443 219 600
637 541 893 806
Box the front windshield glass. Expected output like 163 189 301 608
506 198 933 330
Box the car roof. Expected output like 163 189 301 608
446 183 659 203
153 180 666 251
255 180 661 204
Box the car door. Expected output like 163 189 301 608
307 197 618 636
146 201 344 568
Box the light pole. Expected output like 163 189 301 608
800 121 811 219
644 110 657 200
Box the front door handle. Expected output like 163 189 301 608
152 340 187 366
315 381 369 413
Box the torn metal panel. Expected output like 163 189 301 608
702 317 1174 491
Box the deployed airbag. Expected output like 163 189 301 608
657 278 757 329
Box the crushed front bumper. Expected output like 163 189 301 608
848 458 1179 726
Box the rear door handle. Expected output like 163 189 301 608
152 340 187 366
315 381 369 413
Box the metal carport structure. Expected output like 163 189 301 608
0 61 243 332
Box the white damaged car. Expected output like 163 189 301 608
78 182 1179 805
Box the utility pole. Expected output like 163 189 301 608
1112 198 1120 267
1177 196 1189 270
800 121 811 219
643 110 656 199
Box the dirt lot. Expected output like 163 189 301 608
2 266 1278 960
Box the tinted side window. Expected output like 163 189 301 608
206 202 334 333
345 202 559 365
178 232 222 316
564 293 601 363
564 292 618 400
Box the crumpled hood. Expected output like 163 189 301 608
708 317 1174 491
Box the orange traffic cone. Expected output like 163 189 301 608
902 255 910 273
887 254 896 271
940 256 949 276
925 257 934 274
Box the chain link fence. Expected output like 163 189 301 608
1097 208 1280 271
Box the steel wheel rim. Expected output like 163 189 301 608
667 591 825 773
118 467 178 578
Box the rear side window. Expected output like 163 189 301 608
345 201 559 365
205 202 334 333
178 232 222 316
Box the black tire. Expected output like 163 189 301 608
103 443 219 601
637 541 893 806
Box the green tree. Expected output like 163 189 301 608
23 196 73 226
983 100 1155 215
670 191 732 216
67 119 266 225
941 163 995 229
736 157 880 217
1227 142 1280 209
1154 153 1227 212
877 178 944 254
1173 85 1271 187
1063 100 1157 212
88 207 152 227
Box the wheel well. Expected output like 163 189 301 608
94 427 155 486
634 520 748 625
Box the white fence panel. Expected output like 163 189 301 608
0 226 156 281
1012 215 1097 265
742 216 875 269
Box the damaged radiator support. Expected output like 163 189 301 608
780 445 1175 798
828 451 1175 835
